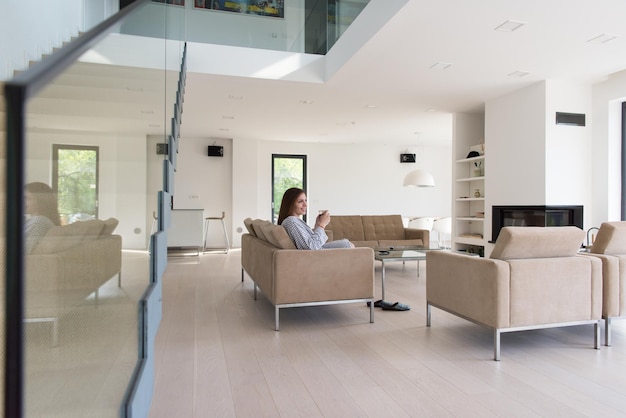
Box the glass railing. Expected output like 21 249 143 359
3 0 372 416
122 0 369 54
3 0 184 416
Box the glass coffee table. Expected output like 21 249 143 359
374 246 445 300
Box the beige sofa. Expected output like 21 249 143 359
241 218 375 330
426 226 602 360
325 214 430 248
24 218 122 345
582 221 626 346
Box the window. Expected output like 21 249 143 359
52 145 99 224
272 154 307 223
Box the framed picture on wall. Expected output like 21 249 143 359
193 0 284 19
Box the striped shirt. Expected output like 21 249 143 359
281 216 352 250
24 215 54 253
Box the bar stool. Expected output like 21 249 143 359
203 211 230 253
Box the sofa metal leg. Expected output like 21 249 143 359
605 317 612 346
118 271 122 287
426 303 431 327
52 318 59 347
370 302 374 323
595 320 601 349
275 307 280 331
241 268 244 282
254 283 257 300
494 329 501 361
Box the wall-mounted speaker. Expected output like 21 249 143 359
400 153 416 163
208 145 224 157
156 143 169 155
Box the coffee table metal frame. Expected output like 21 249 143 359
374 246 444 300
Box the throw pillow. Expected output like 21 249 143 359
272 225 296 249
243 218 256 237
260 222 281 248
101 218 119 235
251 219 270 241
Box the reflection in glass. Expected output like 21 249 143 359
18 5 181 416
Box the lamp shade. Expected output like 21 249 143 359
403 169 435 187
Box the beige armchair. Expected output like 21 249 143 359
582 221 626 346
426 226 602 360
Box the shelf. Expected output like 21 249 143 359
456 155 484 164
457 176 484 182
455 236 485 245
456 197 485 201
457 217 485 221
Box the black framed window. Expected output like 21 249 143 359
271 154 307 223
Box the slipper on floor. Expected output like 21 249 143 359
382 302 411 311
367 299 384 308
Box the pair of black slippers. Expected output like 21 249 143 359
367 299 410 311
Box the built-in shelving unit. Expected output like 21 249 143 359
452 113 486 256
454 155 485 254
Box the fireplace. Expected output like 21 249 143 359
491 205 583 242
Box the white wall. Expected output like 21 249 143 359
486 79 602 231
171 137 234 248
545 80 592 210
229 137 452 247
486 81 547 207
592 70 626 225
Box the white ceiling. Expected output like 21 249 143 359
178 0 626 147
18 0 626 149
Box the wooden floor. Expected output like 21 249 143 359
149 249 626 417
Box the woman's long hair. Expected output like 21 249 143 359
25 182 61 226
277 187 305 225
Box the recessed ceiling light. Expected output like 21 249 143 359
222 115 234 119
299 99 314 105
507 70 530 78
365 104 377 108
494 20 526 32
430 62 452 70
587 33 618 44
219 128 230 131
228 94 243 100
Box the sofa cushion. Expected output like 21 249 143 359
490 226 584 260
272 225 297 249
259 222 282 247
591 221 626 255
243 217 256 237
251 219 271 242
325 215 365 241
101 217 119 235
32 219 105 254
362 215 405 241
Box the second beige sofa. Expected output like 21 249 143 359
325 214 430 248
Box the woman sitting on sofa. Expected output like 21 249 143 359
277 187 354 250
24 182 61 253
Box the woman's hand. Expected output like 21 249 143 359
316 210 330 229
